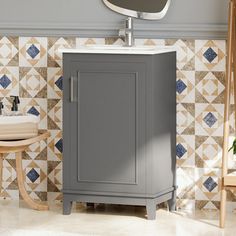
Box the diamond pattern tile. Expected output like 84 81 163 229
0 37 18 66
0 66 19 97
177 103 195 135
47 68 63 99
195 40 226 71
177 135 195 168
55 139 63 153
0 74 11 89
177 71 195 103
55 76 63 91
48 37 75 67
203 48 217 63
203 112 217 128
195 72 225 103
47 130 62 162
165 39 195 70
176 79 187 94
27 106 40 116
27 168 40 183
20 67 47 98
203 177 218 192
19 37 47 67
176 143 187 158
27 44 40 59
195 103 223 136
20 98 47 130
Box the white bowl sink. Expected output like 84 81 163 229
59 45 175 55
0 115 40 140
84 45 159 50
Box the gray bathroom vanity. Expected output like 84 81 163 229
61 46 177 220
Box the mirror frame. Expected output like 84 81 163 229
103 0 171 20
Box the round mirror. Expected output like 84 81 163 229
103 0 171 20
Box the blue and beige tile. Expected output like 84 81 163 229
166 39 195 70
47 67 63 99
48 37 76 67
195 167 221 210
135 39 165 46
24 135 48 161
195 40 226 71
195 71 225 103
48 99 62 130
177 70 195 103
195 136 222 168
195 103 223 136
19 37 47 67
0 155 18 200
20 98 47 130
0 66 19 97
47 130 62 162
176 135 195 167
177 103 195 135
176 167 195 209
47 161 62 193
0 37 18 66
76 38 105 47
22 159 47 201
19 67 47 98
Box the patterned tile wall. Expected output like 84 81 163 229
0 36 233 210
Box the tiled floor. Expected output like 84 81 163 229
0 200 235 236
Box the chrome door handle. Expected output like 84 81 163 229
70 76 74 102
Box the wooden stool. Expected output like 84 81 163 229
0 131 50 211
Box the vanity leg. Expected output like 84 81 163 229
0 154 3 193
167 190 176 212
146 200 156 220
63 197 73 215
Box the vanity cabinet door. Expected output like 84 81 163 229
63 55 146 195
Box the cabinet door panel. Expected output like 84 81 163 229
78 71 136 184
64 57 146 194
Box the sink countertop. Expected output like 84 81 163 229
59 45 176 55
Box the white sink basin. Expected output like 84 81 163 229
0 115 39 140
84 45 158 50
59 45 175 55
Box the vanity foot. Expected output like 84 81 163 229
63 198 73 215
167 191 176 212
146 200 156 220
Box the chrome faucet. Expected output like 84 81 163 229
119 17 134 47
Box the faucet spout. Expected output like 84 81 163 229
119 17 134 47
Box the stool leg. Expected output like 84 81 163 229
15 152 49 211
220 187 227 228
0 154 3 194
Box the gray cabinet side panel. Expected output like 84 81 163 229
146 53 176 195
63 54 72 188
